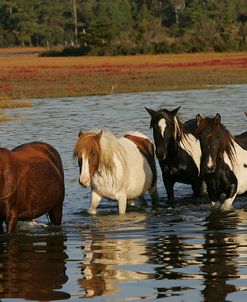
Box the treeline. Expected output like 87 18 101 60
1 0 247 55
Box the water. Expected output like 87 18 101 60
1 85 247 301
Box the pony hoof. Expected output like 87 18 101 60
220 204 232 211
87 208 97 215
211 201 220 208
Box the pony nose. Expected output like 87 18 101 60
205 156 216 173
203 161 215 173
206 165 216 173
156 148 166 160
79 177 90 187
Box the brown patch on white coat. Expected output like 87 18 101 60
124 134 157 187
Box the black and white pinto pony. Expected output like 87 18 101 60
73 130 158 214
196 113 247 210
145 106 203 200
234 111 247 149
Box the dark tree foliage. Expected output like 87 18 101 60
0 0 247 54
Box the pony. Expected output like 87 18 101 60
145 106 203 200
195 113 247 209
234 112 247 150
73 130 158 214
0 142 65 233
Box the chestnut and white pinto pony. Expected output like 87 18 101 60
73 130 158 214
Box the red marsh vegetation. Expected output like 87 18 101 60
1 51 247 101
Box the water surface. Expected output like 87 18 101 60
1 85 247 301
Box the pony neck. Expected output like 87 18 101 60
167 135 182 157
98 133 127 175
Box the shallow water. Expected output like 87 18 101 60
1 85 247 301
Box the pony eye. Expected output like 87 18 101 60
78 158 82 166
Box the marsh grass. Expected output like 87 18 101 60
1 51 247 101
0 100 32 108
0 47 45 54
0 99 32 122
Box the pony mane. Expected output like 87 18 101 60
162 111 189 145
73 130 127 176
196 117 236 165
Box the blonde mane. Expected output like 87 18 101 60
73 130 127 177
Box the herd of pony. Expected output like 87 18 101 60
1 108 247 233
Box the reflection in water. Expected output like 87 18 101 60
144 213 203 299
79 214 150 298
202 210 247 302
0 232 70 300
80 234 150 298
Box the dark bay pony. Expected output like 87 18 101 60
196 113 247 209
145 106 203 200
73 130 158 214
0 142 65 233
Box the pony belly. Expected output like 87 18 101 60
92 175 126 201
126 165 153 199
234 164 247 195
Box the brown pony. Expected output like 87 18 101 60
0 142 65 233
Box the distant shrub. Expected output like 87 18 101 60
40 47 88 57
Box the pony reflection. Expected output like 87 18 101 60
0 233 69 300
202 209 247 301
79 225 150 298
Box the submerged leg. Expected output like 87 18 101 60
88 191 102 214
221 184 238 210
220 172 238 210
48 204 63 225
138 195 147 206
191 178 203 197
163 176 174 200
7 212 18 233
128 199 135 206
118 194 127 214
149 185 159 206
0 220 4 233
206 179 220 208
221 193 237 210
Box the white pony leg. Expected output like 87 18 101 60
221 194 237 210
128 200 135 206
88 191 102 215
211 201 220 208
118 195 127 214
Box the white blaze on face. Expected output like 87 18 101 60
80 153 91 187
158 118 167 137
207 155 214 169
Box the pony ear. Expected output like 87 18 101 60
214 113 221 125
145 107 156 117
78 130 83 138
196 114 203 127
170 106 181 116
95 130 103 141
